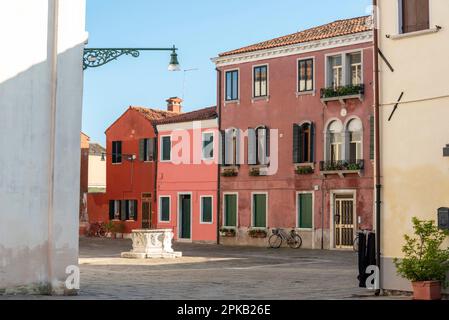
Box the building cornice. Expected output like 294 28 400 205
212 31 373 67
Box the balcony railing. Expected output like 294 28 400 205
320 84 365 100
320 159 364 172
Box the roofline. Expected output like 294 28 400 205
211 30 373 67
104 106 134 134
154 106 217 126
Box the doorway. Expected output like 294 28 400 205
178 193 191 240
333 194 355 249
141 201 151 229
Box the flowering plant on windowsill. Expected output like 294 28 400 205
220 228 236 237
249 167 261 176
295 166 314 175
221 168 238 177
248 229 267 238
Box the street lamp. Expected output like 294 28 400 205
83 45 180 71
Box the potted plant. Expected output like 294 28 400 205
221 168 238 177
114 221 126 239
295 166 314 175
104 221 116 238
249 168 261 176
248 229 267 239
220 228 236 237
394 217 449 300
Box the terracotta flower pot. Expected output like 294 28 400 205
412 281 442 300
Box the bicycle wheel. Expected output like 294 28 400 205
288 235 302 249
268 234 282 249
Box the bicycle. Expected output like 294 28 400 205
268 228 302 249
87 222 107 238
353 229 373 252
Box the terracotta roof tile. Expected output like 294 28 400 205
219 16 372 57
89 143 106 156
154 106 217 125
130 106 179 123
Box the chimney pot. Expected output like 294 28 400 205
166 97 182 113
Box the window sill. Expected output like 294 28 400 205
112 163 122 165
296 90 316 97
295 163 315 169
200 221 214 225
387 27 441 40
251 96 269 103
320 169 362 178
224 100 240 105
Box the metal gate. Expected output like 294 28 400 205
334 195 355 249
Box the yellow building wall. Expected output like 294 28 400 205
378 0 449 291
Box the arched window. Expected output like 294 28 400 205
293 122 315 163
248 126 269 165
327 120 343 162
347 118 363 162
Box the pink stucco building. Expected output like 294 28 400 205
155 106 218 243
213 16 375 249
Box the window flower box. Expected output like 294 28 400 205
319 160 364 177
220 228 236 237
248 229 267 238
295 165 314 175
221 167 239 177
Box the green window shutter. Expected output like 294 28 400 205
370 115 375 160
310 123 315 163
201 197 212 223
224 195 237 227
161 197 170 221
253 194 267 228
139 139 145 161
293 124 300 163
109 200 115 220
133 200 138 221
151 138 157 161
298 194 313 229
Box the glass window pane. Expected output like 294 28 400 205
202 132 214 159
232 71 238 100
201 197 212 223
226 72 232 100
162 137 171 161
160 197 170 221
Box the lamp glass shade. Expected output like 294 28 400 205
168 51 181 71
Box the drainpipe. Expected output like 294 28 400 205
216 67 222 245
154 126 159 229
47 0 59 294
373 0 382 295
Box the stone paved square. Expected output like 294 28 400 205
73 238 406 300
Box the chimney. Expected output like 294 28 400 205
166 97 183 113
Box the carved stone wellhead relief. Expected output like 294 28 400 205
121 229 182 259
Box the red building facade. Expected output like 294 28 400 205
88 100 179 235
213 16 375 249
154 107 218 243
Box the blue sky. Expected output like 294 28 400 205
83 0 372 144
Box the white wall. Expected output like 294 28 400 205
0 0 87 294
88 155 106 189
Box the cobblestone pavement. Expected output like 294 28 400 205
2 238 410 300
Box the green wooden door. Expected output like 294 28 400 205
180 195 191 239
298 193 313 229
224 194 237 227
253 194 267 228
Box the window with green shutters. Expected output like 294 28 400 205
297 193 313 229
159 196 170 222
201 196 213 223
252 194 267 228
139 138 156 162
224 194 237 227
161 136 171 161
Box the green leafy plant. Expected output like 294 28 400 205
114 221 126 234
248 229 267 238
347 163 362 171
104 221 115 233
249 168 261 176
220 228 236 237
295 166 314 175
221 169 238 177
394 217 449 287
321 84 364 99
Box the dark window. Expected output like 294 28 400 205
293 123 315 163
139 138 156 162
112 141 122 164
202 132 214 159
225 70 239 101
401 0 429 34
109 200 137 221
253 65 268 97
298 193 313 229
160 197 170 222
161 136 171 161
298 59 314 92
201 196 213 223
252 194 267 228
109 200 121 220
224 194 237 227
125 200 138 221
